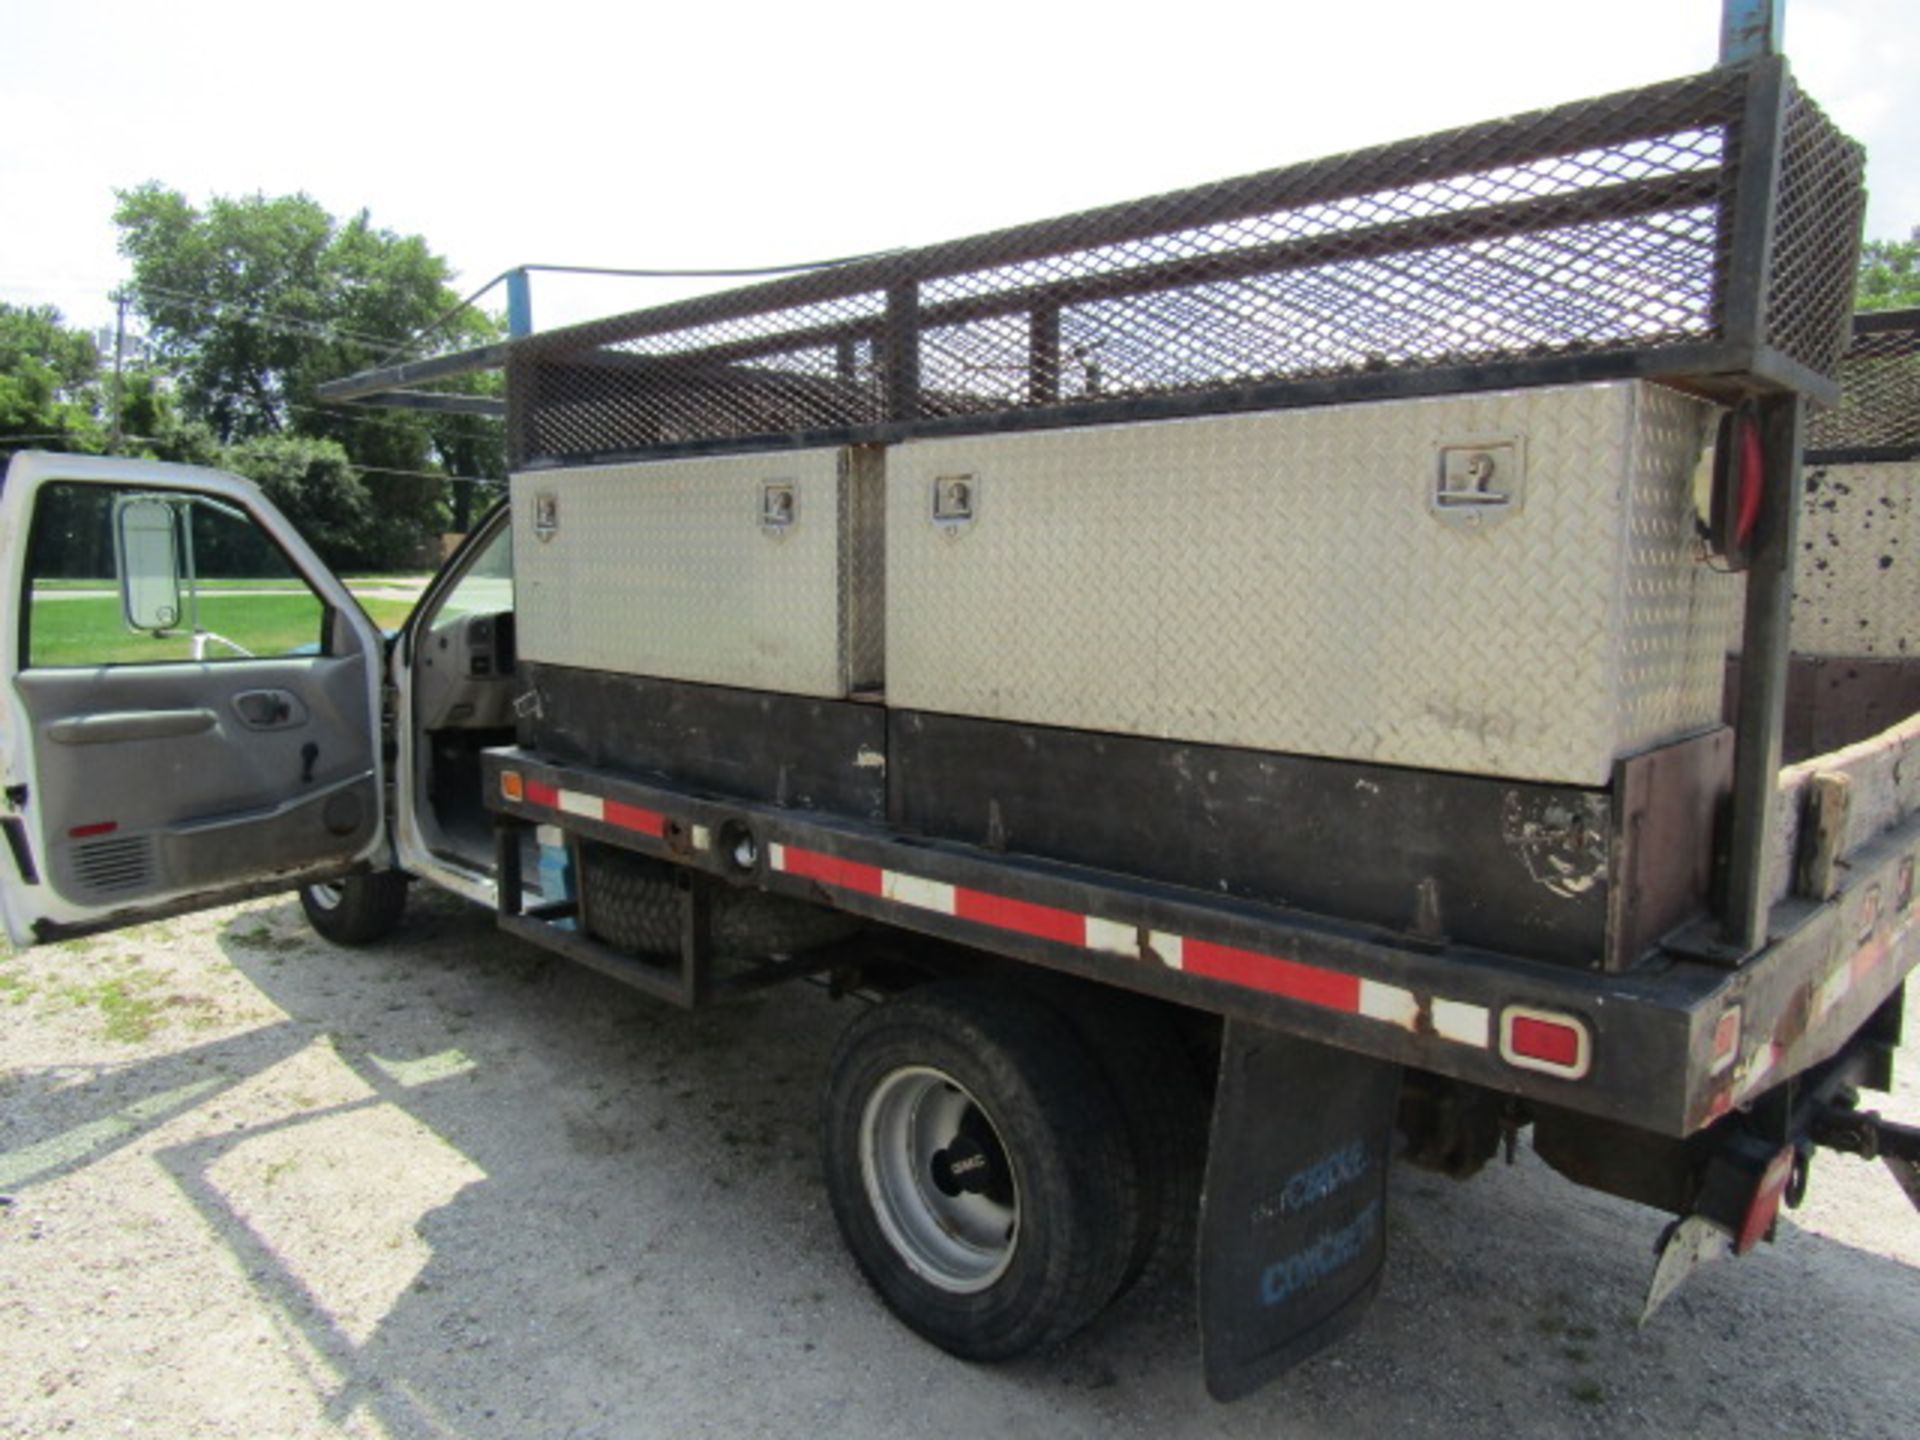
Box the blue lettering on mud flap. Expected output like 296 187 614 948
1251 1138 1369 1227
1260 1200 1382 1307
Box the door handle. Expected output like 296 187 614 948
231 690 307 730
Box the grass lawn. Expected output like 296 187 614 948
34 575 431 593
28 592 416 667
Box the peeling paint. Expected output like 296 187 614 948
853 747 886 770
1500 791 1608 899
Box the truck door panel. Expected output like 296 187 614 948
0 454 386 945
15 658 377 907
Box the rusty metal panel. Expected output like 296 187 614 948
1608 729 1734 971
510 447 879 697
1723 458 1920 662
886 380 1725 787
1793 461 1920 658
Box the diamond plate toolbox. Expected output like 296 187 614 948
511 446 883 697
885 382 1727 787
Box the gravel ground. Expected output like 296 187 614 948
1 889 1914 1440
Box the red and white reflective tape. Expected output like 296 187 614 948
516 778 675 843
767 842 1493 1052
500 775 1522 1061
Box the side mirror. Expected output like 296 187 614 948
114 496 185 632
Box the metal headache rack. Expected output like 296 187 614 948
322 56 1864 468
503 58 1862 467
1806 308 1920 464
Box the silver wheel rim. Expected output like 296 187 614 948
859 1066 1018 1294
307 881 345 912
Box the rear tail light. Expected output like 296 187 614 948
499 770 524 803
1499 1006 1592 1079
1707 403 1765 571
1736 1146 1796 1254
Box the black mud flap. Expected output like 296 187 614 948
1198 1018 1401 1402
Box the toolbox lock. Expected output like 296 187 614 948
932 473 976 534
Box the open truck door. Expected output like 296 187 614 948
0 452 388 946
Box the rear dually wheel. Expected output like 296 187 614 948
821 980 1139 1360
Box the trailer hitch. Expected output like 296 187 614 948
1811 1104 1920 1213
1643 1100 1920 1323
1641 1130 1797 1324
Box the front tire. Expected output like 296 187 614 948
821 980 1138 1361
298 870 409 945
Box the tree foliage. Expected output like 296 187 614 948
0 303 104 452
1857 234 1920 312
222 434 377 564
113 185 504 565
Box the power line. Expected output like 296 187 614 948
283 397 502 437
379 249 897 363
352 463 502 487
128 283 434 355
133 281 427 349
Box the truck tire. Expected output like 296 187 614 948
298 871 409 945
821 980 1138 1360
1044 987 1210 1298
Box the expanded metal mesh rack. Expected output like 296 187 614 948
1806 309 1920 464
488 57 1859 469
315 57 1863 470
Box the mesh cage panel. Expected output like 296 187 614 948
1806 312 1920 461
505 60 1863 468
1765 82 1867 379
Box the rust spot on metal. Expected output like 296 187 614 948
1410 996 1438 1040
1501 790 1608 899
1776 979 1813 1052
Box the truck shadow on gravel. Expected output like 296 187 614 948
83 891 1917 1440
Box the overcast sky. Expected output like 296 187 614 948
3 0 1915 347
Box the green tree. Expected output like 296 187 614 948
1857 234 1920 312
0 303 105 453
118 370 223 468
114 185 504 563
221 434 382 566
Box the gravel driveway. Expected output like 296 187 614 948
2 890 1914 1439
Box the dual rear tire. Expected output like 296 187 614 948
821 979 1206 1360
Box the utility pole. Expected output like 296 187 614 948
109 289 128 456
1719 0 1784 64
